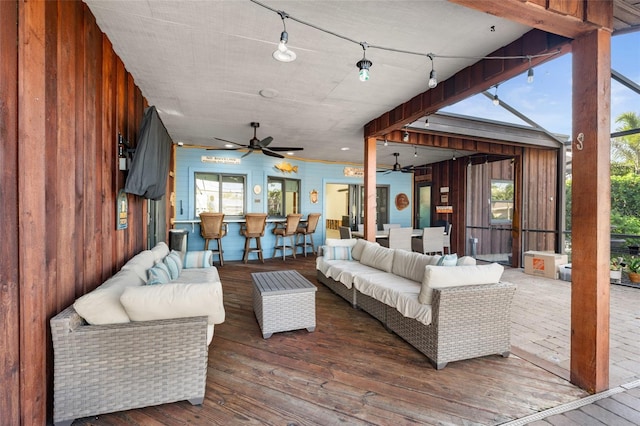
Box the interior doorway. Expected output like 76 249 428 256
324 183 390 238
415 183 432 229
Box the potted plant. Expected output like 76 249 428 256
627 257 640 283
610 257 624 283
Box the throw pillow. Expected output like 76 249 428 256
163 256 180 280
168 250 183 272
147 263 171 285
436 253 458 266
322 245 353 261
183 250 213 268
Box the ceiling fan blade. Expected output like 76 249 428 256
262 148 284 159
258 136 273 148
268 147 304 151
206 147 241 151
214 137 247 147
241 150 254 158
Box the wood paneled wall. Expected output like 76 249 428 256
1 2 147 424
412 133 558 265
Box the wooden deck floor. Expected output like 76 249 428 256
74 257 589 425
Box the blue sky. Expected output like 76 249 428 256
443 31 640 137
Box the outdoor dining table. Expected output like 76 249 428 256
351 228 423 239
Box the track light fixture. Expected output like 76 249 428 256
428 54 437 89
403 130 410 142
492 84 500 106
272 11 296 62
356 42 373 82
526 56 534 83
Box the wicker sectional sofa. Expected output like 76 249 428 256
316 238 516 369
50 242 225 426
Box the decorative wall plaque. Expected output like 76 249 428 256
395 193 409 211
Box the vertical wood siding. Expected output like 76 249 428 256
1 2 148 423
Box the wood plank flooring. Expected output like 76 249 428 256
74 257 587 425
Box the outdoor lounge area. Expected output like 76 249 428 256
3 1 640 425
67 256 640 425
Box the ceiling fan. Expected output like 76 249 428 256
211 122 303 159
378 152 427 174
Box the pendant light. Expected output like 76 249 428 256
272 11 296 62
356 42 373 82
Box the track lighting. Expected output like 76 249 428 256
428 54 437 89
527 56 534 83
492 84 500 106
403 131 409 142
272 11 296 62
356 42 372 82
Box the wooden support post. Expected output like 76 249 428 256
570 29 611 393
364 137 377 241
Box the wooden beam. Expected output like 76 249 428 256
570 29 611 393
364 30 571 139
449 0 613 39
364 137 377 242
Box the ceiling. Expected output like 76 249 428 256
83 0 638 167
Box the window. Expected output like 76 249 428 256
195 172 245 216
490 180 514 223
267 177 300 217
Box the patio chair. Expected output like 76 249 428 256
273 214 302 260
380 227 412 251
339 226 352 239
241 213 268 263
295 213 321 257
199 212 227 266
412 226 445 255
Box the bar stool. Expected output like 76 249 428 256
272 213 302 260
295 213 321 257
199 212 227 266
240 213 268 263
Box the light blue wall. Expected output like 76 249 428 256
174 148 413 261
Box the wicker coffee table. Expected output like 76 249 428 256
251 270 317 339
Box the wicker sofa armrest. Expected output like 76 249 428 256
429 281 516 366
51 305 209 425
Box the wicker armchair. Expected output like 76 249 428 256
51 306 208 426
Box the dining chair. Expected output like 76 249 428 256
273 214 302 260
443 223 452 254
295 213 321 257
199 212 227 266
240 213 268 263
380 227 413 251
412 226 445 255
339 226 352 239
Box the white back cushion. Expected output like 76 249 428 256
326 238 358 247
150 241 170 262
73 269 144 325
120 250 155 283
351 239 379 261
391 249 431 282
360 244 394 272
418 263 504 305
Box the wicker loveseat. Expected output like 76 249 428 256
50 242 225 426
316 238 516 369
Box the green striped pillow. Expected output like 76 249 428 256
183 250 213 268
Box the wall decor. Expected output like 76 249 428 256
343 167 364 177
310 189 318 204
116 189 128 230
436 205 453 214
395 193 409 211
201 156 241 164
274 162 298 173
253 184 262 195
